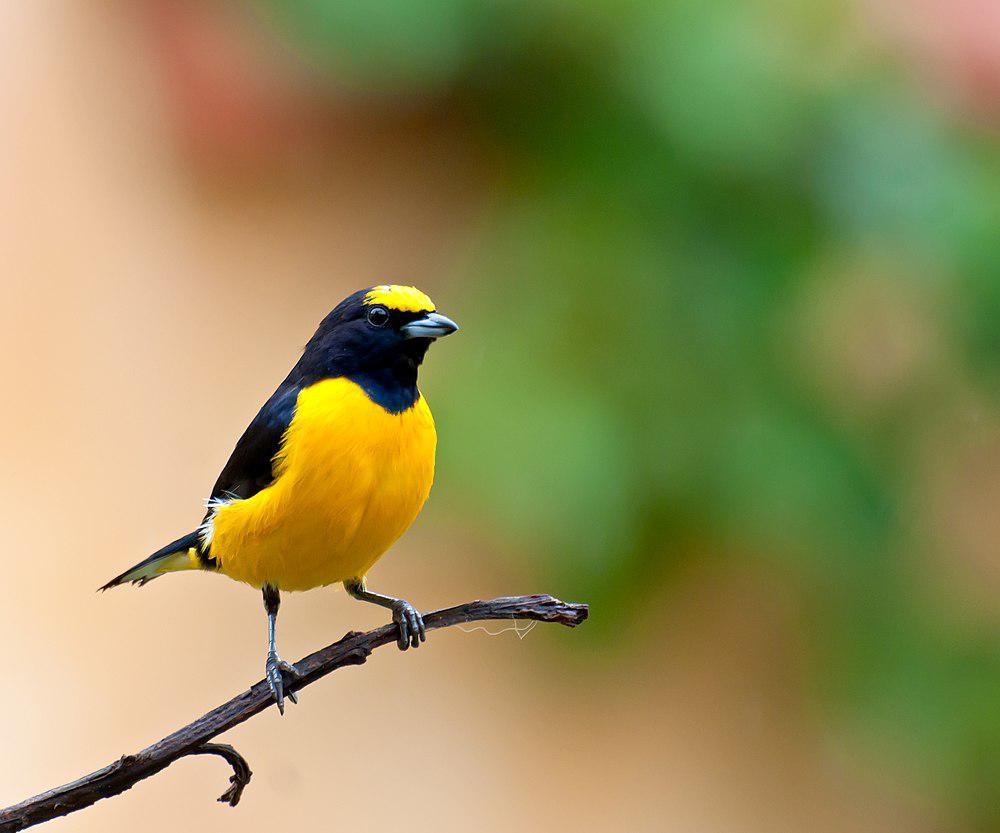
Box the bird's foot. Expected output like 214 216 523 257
391 599 426 651
265 651 301 715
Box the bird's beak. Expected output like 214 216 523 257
402 312 459 340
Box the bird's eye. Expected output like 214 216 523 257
366 306 390 328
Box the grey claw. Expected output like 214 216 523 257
409 609 421 649
282 662 301 705
269 672 285 715
278 659 301 678
266 652 300 714
392 600 424 652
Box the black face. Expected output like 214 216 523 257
311 296 436 371
292 288 458 413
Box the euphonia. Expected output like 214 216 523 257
101 285 459 712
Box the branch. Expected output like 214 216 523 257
0 594 588 832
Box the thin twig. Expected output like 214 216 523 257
189 744 252 806
0 594 588 832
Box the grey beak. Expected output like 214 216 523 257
402 312 459 339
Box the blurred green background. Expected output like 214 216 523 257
1 1 997 831
256 0 1000 823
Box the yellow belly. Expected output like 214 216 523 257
209 377 436 591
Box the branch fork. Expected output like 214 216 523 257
0 594 588 832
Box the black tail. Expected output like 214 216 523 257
99 531 204 591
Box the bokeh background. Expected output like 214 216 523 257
1 1 998 831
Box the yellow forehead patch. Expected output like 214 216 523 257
364 285 435 313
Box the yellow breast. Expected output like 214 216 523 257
210 377 437 591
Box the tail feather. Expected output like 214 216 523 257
99 531 204 591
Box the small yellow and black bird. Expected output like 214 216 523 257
101 285 458 712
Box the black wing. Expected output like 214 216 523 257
208 384 300 505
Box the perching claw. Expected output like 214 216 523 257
391 599 426 651
344 577 426 651
265 651 301 715
262 584 300 714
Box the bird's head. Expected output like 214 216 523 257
300 285 458 383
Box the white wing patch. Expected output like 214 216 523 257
198 496 234 549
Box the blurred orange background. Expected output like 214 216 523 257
1 2 998 832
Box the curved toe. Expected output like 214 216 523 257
391 600 425 651
265 652 301 714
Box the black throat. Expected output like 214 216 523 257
346 339 430 414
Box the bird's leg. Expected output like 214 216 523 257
344 577 425 651
263 584 301 714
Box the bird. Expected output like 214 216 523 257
100 285 459 713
